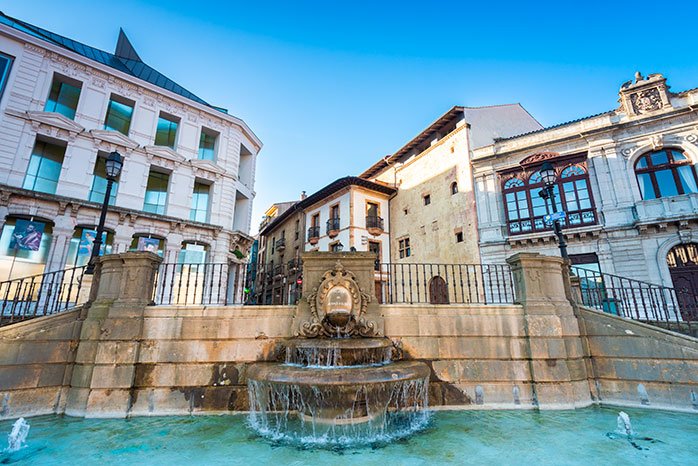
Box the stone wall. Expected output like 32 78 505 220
0 309 82 418
578 306 698 412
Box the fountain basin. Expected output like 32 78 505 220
285 337 393 367
248 360 428 384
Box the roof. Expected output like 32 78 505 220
360 106 465 179
497 110 615 142
0 11 220 111
259 177 396 236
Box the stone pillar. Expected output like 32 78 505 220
506 252 592 409
65 251 162 418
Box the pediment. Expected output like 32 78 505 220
89 129 139 150
143 145 186 164
519 151 562 167
9 110 85 135
190 159 227 176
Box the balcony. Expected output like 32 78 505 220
366 215 384 236
275 237 286 252
287 258 302 272
307 226 320 245
326 217 340 238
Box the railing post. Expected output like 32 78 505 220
506 252 591 409
66 251 162 418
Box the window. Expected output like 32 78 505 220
368 240 381 270
271 236 275 254
154 113 179 148
104 95 134 135
367 202 379 218
23 140 65 194
0 217 52 280
66 227 113 266
295 219 300 240
398 237 411 258
423 194 431 206
129 235 165 256
0 53 14 102
44 74 81 119
328 205 340 233
143 170 169 215
178 242 208 264
198 128 217 160
451 182 458 195
455 232 463 243
634 149 698 200
501 160 597 235
89 153 119 205
190 181 211 222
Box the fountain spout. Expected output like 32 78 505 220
6 417 29 452
617 411 632 436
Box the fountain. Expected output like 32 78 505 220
5 418 29 453
616 411 632 436
247 259 431 446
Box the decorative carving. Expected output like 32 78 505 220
630 88 663 114
300 261 376 338
621 147 634 158
519 151 561 167
686 134 698 145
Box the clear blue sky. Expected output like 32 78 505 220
3 0 698 233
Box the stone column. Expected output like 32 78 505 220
506 252 592 409
65 251 162 418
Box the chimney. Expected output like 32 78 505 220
300 191 307 200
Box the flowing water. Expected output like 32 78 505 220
0 407 696 465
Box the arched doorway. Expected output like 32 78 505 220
429 276 449 304
667 243 698 319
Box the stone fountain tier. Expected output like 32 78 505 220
247 360 430 427
285 337 393 367
248 360 430 385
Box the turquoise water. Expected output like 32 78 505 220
1 406 697 465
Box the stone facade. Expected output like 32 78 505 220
0 13 260 282
472 72 698 291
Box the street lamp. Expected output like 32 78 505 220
537 161 569 261
86 151 123 274
336 242 344 252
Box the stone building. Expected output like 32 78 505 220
0 12 261 282
471 72 698 296
361 105 542 265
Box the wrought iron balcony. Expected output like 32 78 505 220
275 237 286 252
307 226 320 244
326 217 340 238
366 215 384 235
287 258 302 272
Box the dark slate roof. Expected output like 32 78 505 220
0 11 218 110
259 177 396 236
497 110 615 141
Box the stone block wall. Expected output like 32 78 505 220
0 309 82 418
579 306 698 412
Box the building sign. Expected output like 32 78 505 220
9 219 44 252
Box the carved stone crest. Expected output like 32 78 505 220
630 88 662 114
300 261 376 338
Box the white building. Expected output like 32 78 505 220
0 12 261 281
472 73 698 298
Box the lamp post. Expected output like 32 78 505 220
537 161 568 261
86 151 123 274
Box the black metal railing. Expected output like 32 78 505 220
366 215 384 231
375 263 515 305
252 261 303 306
307 226 320 241
0 266 87 326
275 238 286 251
326 217 340 234
154 262 249 306
287 258 302 271
572 266 697 325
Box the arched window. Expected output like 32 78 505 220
0 216 53 279
129 234 165 256
450 182 458 195
66 226 114 267
429 276 450 304
501 160 597 235
635 149 698 200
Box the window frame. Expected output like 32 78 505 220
89 152 120 205
398 237 411 259
634 148 698 200
23 139 66 194
154 112 179 148
198 127 218 161
0 52 14 103
190 180 211 223
44 73 82 119
103 94 135 135
500 156 597 236
143 169 170 215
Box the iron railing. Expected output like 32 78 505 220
366 215 384 231
375 263 515 304
572 266 697 325
154 262 249 306
275 237 286 251
326 217 340 234
0 266 87 326
307 226 320 242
